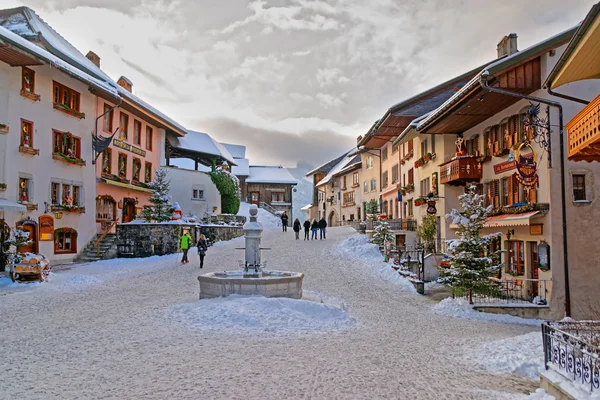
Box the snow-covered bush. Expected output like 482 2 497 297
441 185 502 295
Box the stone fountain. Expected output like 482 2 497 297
197 204 304 299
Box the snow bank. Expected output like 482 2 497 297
167 295 354 334
433 298 543 326
237 202 281 229
466 332 543 381
339 235 416 293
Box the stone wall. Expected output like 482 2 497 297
116 222 244 258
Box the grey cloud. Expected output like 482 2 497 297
194 117 355 167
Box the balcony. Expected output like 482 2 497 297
566 93 600 162
439 156 482 186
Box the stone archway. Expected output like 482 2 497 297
328 210 338 227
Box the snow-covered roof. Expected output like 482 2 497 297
168 130 236 165
222 143 246 159
306 152 349 176
231 158 250 176
246 166 298 185
0 25 119 99
0 7 186 134
315 150 356 188
300 204 313 211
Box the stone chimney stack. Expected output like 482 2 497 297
86 51 100 67
497 33 518 58
117 76 133 92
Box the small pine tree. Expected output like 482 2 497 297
441 185 502 295
372 221 394 246
417 214 437 254
140 168 173 223
366 199 379 222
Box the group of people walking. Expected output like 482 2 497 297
280 211 327 240
179 229 208 268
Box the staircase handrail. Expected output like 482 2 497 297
258 202 280 216
94 221 116 257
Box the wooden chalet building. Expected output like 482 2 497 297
245 166 297 217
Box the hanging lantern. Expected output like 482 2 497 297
55 211 63 220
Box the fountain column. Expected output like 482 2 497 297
242 204 262 273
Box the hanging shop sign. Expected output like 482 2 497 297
113 139 146 157
530 223 543 235
513 141 539 188
39 215 54 241
426 200 437 215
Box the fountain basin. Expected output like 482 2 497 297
198 271 304 299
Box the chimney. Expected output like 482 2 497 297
117 76 133 92
86 51 100 67
497 33 518 58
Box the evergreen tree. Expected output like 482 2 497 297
417 214 437 254
366 199 379 222
140 168 173 222
441 185 502 295
372 221 394 246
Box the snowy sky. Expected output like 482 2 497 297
5 0 595 167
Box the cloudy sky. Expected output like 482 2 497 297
5 0 595 167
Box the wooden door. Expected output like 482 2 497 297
123 201 136 223
528 242 539 297
251 192 260 205
396 234 406 249
17 221 38 254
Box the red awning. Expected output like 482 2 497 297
483 211 541 228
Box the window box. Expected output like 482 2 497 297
20 89 40 102
0 124 8 135
51 204 86 213
52 152 86 166
53 103 85 119
102 173 130 185
0 183 5 191
479 155 492 164
493 148 510 157
18 201 38 211
414 153 435 168
414 197 428 206
19 146 39 156
487 202 549 217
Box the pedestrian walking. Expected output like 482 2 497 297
196 234 208 269
293 218 301 240
311 219 318 240
281 211 289 232
318 218 327 240
303 219 311 240
180 229 193 264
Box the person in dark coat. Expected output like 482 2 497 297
303 220 311 240
318 218 327 240
281 212 289 232
311 219 319 240
196 234 208 269
292 218 301 240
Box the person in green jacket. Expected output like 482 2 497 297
180 229 193 264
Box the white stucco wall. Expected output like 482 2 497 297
0 62 97 264
163 166 221 218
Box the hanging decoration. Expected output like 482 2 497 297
522 103 551 167
513 140 539 193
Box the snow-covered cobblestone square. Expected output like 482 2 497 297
0 226 543 399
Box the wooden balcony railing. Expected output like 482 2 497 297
566 93 600 162
439 156 482 186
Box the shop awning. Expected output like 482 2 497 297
102 179 153 193
0 199 27 212
483 211 541 228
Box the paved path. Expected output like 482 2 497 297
0 226 537 399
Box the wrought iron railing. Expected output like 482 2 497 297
458 278 550 305
542 321 600 393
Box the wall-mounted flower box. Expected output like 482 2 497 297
19 146 39 156
493 148 510 157
487 202 549 217
102 173 130 185
0 183 6 191
479 155 492 164
0 124 8 135
51 204 85 213
52 152 86 166
20 89 40 102
414 153 436 169
18 202 38 211
53 103 85 119
414 197 428 206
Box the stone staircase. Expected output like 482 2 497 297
74 233 117 263
258 202 282 217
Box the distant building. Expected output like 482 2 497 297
245 166 297 217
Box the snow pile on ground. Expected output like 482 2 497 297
237 202 281 229
466 332 543 381
433 298 543 326
168 295 354 334
339 235 416 293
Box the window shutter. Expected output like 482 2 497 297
507 176 513 206
529 188 537 204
